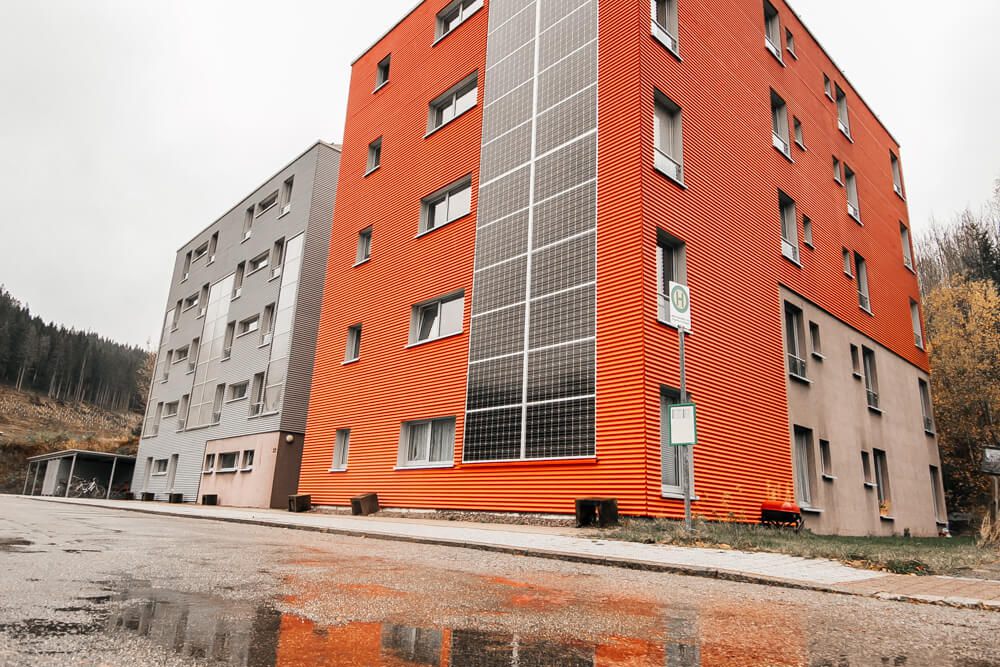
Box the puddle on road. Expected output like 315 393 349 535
0 537 33 552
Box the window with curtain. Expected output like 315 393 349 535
401 417 455 466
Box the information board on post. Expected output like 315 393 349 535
668 281 691 331
668 403 697 447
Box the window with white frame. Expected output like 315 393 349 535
153 458 168 475
832 156 842 184
823 74 833 99
428 73 478 133
844 164 860 221
793 426 816 508
784 302 807 379
855 252 870 311
850 343 861 377
835 84 851 137
400 417 455 467
223 321 235 359
233 262 245 298
217 452 238 472
212 383 225 423
241 450 254 470
188 338 199 372
238 315 260 336
900 223 914 269
178 394 189 430
332 429 350 470
421 177 472 233
862 346 879 410
656 231 687 322
356 227 372 264
183 292 199 311
890 151 904 197
375 54 391 90
162 350 172 382
345 324 362 362
779 190 799 263
809 320 822 357
192 241 209 262
261 304 275 345
248 251 269 274
242 206 254 241
654 91 684 183
280 176 294 215
257 190 278 216
874 448 891 515
802 215 813 246
174 345 189 363
842 248 853 276
367 137 382 174
770 90 790 157
763 0 782 60
208 232 218 263
785 28 796 57
203 453 215 473
436 0 483 40
819 439 832 477
793 117 804 148
910 299 923 348
182 251 192 281
930 465 944 521
651 0 679 53
249 372 265 417
411 292 464 344
229 381 248 401
271 238 285 279
861 450 874 486
163 401 179 418
147 402 163 437
919 379 935 433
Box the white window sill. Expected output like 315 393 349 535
801 506 824 514
650 24 681 61
342 358 360 366
822 474 836 481
268 271 283 283
182 305 198 314
867 405 883 416
834 178 843 187
925 429 936 437
904 263 916 275
795 140 806 151
894 189 906 202
394 463 455 471
255 202 277 218
235 329 259 340
653 160 686 189
826 93 835 102
863 482 876 489
373 80 389 94
245 266 267 278
879 514 895 522
278 209 290 219
364 164 380 177
151 472 167 477
424 104 477 139
406 330 464 349
226 396 247 404
789 373 810 385
239 467 253 473
353 257 371 268
765 43 785 66
416 211 470 238
852 372 863 380
661 491 699 501
811 351 825 361
839 127 854 143
773 144 794 163
859 305 873 316
781 251 802 268
216 468 238 474
849 212 863 226
329 467 348 473
787 48 797 60
202 470 214 475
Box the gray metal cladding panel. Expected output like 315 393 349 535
470 306 525 360
530 232 595 298
528 284 595 349
474 211 529 267
464 408 522 461
532 183 596 247
525 397 595 458
463 0 597 462
477 166 531 224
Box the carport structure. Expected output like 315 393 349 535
23 450 135 499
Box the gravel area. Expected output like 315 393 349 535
1 496 998 666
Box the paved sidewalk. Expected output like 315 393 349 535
23 496 1000 610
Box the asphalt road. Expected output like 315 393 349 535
0 496 998 667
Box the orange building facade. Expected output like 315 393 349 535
301 0 945 536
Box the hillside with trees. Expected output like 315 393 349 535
0 286 151 412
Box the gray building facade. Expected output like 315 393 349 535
133 141 340 506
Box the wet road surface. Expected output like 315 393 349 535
0 496 998 666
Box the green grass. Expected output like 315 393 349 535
601 518 999 576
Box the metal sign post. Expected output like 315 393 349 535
668 282 695 532
679 329 692 531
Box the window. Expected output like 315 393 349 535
248 251 269 274
400 417 455 466
873 449 891 516
153 458 169 475
178 394 189 430
660 387 691 496
192 241 208 262
436 0 482 40
651 0 679 54
842 248 852 276
900 224 914 270
763 0 782 60
238 315 260 336
261 303 275 344
241 450 255 470
375 54 391 90
819 439 833 478
356 227 372 264
280 176 294 215
249 372 265 417
850 344 861 377
779 190 799 263
832 156 843 184
345 324 362 362
186 337 197 372
222 321 235 359
793 427 815 508
183 292 199 311
421 177 472 233
198 284 209 316
217 452 238 472
823 74 833 99
428 73 478 132
203 454 215 473
910 299 923 348
271 238 285 279
844 164 860 221
208 232 218 263
862 346 879 410
242 206 254 241
212 383 225 423
784 302 807 379
890 152 904 197
809 321 822 357
171 303 181 330
147 403 163 437
233 262 245 299
861 450 874 486
785 28 796 57
182 251 192 281
919 379 935 433
332 429 350 470
257 190 278 216
411 292 464 344
654 92 684 183
855 252 870 311
366 137 382 174
929 466 944 522
161 351 172 382
793 117 804 148
174 345 189 363
163 401 179 418
656 231 687 322
229 381 249 401
770 90 790 157
835 84 851 138
802 215 813 247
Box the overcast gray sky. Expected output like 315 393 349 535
1 1 998 348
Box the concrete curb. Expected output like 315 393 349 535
25 496 998 612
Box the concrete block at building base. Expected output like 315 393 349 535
575 498 619 528
140 492 155 502
201 494 219 506
288 494 311 513
168 493 184 504
351 493 379 516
